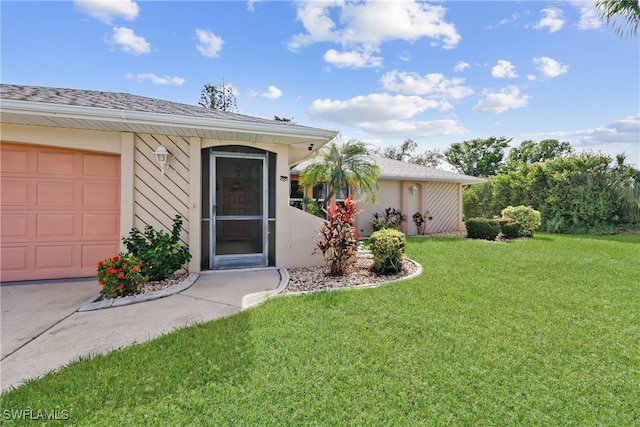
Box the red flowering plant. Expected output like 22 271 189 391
97 253 146 299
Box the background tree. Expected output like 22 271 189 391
444 136 511 176
505 139 573 170
299 139 381 208
369 138 444 168
595 0 640 37
199 80 237 112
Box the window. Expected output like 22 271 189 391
289 179 304 210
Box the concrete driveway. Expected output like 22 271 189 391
1 269 285 393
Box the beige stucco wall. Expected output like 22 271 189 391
357 180 403 237
356 178 463 237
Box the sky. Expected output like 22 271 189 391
2 0 639 167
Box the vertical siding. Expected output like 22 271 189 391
425 182 459 233
133 134 190 246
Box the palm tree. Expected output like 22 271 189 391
595 0 640 37
299 138 381 209
613 154 640 222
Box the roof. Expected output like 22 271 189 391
0 84 338 165
292 155 485 185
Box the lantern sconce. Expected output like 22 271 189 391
153 145 171 180
280 175 289 182
409 184 418 195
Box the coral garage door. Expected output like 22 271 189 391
1 143 121 282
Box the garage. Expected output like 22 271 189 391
1 143 120 282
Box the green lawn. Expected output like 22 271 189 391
2 234 639 425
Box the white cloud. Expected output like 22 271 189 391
399 51 411 61
473 86 530 113
310 93 440 123
381 70 473 100
454 61 470 72
572 1 602 30
308 92 468 137
491 59 518 79
323 48 383 69
533 56 569 78
534 8 565 33
109 27 150 55
527 115 640 166
196 29 224 58
260 85 282 99
288 0 461 58
75 0 139 24
358 119 468 137
125 73 185 86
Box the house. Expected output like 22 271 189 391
290 156 484 236
0 84 337 282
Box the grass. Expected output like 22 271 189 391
1 234 639 425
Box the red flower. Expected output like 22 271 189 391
107 268 118 275
98 260 104 267
130 265 139 272
112 256 119 263
117 285 124 290
117 273 125 279
99 280 104 286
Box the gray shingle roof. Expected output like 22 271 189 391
0 83 316 130
292 155 484 184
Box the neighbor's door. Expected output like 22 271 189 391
210 153 267 269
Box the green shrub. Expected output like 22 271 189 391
465 218 500 240
500 205 542 237
316 196 360 276
122 215 192 281
97 253 146 299
370 207 407 232
498 218 523 239
369 229 406 274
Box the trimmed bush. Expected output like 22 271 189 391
501 205 542 237
465 218 500 240
498 218 523 239
369 229 406 274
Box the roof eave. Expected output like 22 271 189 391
379 174 486 184
0 99 339 143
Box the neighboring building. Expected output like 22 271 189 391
0 84 338 281
291 156 484 237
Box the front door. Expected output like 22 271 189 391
210 152 267 269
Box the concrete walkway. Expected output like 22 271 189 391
1 269 284 393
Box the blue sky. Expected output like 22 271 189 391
2 0 639 166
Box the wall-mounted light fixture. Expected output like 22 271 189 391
409 184 418 195
308 143 314 151
280 175 289 182
153 145 171 180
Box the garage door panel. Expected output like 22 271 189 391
35 245 77 269
36 181 76 207
1 246 30 272
1 214 29 240
1 148 30 173
82 244 120 268
1 180 31 206
83 154 120 177
83 214 119 239
36 214 76 238
37 150 78 175
83 182 119 207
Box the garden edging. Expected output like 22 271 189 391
279 256 422 296
78 272 200 312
